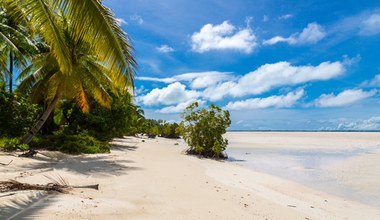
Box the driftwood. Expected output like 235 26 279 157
19 149 38 157
0 180 99 193
0 160 13 166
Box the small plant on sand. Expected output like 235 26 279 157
180 102 231 159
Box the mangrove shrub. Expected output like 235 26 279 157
180 102 231 158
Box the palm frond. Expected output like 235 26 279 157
7 0 71 75
76 83 90 113
52 0 136 86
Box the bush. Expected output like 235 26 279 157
0 87 41 137
30 132 110 154
0 137 29 151
58 93 144 141
180 102 231 159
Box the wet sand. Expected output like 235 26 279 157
225 132 380 208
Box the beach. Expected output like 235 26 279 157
1 132 380 219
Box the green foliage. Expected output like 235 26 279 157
194 146 204 155
141 119 181 139
31 132 110 154
0 137 29 151
180 102 231 159
18 143 29 151
0 87 41 137
59 92 144 141
212 140 223 159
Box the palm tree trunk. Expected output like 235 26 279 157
9 51 13 93
20 93 60 145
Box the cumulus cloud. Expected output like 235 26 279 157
314 89 376 107
278 14 293 20
263 22 326 45
157 45 175 53
137 82 200 106
130 14 144 24
137 71 235 89
226 89 304 110
115 18 127 26
359 13 380 36
202 61 345 101
157 99 205 114
191 21 257 53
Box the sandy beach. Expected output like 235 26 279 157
1 133 380 219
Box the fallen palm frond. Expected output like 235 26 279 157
0 174 99 193
0 180 68 193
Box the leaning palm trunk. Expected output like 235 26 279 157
19 93 60 145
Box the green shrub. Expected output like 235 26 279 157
180 102 231 159
31 132 110 154
0 137 29 151
59 93 145 141
0 88 41 137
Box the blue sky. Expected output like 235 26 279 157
105 0 380 130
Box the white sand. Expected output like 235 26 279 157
1 133 380 219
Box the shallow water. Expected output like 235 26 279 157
226 146 380 208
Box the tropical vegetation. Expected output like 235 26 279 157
0 0 138 153
180 102 231 159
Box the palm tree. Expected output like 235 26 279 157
7 0 136 87
5 0 137 144
0 4 37 92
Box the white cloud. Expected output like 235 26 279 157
115 18 127 26
137 82 200 106
359 13 380 36
157 45 175 53
157 99 205 114
361 74 380 87
337 116 380 130
202 61 345 101
263 22 326 45
226 89 304 110
278 14 293 20
137 71 235 89
191 21 257 53
314 89 376 107
262 36 289 45
130 14 144 24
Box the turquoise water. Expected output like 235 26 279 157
226 146 380 208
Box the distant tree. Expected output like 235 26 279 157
180 102 231 159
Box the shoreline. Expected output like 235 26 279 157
1 135 380 219
224 131 380 209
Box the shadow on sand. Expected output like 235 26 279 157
0 137 143 219
0 191 56 220
18 137 142 176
